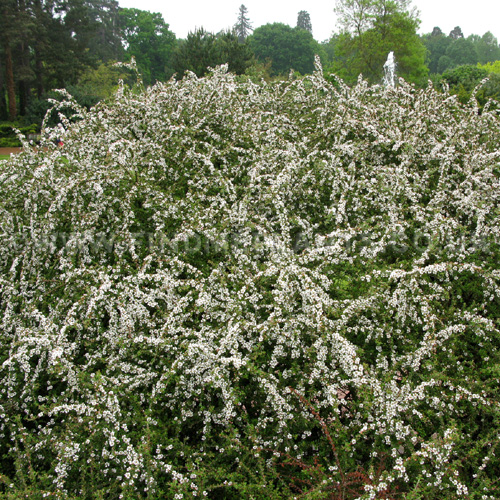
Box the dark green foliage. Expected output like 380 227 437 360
424 27 500 76
437 54 453 74
422 28 453 74
0 122 39 147
449 26 464 40
119 8 176 85
172 29 254 78
63 0 124 65
0 0 126 122
475 31 500 64
248 23 319 76
0 0 178 124
476 73 500 109
445 37 478 67
441 65 488 91
439 65 489 104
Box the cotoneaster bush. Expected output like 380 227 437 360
1 60 500 499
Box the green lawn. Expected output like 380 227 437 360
0 154 10 160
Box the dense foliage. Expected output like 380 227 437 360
437 65 500 108
3 0 500 127
172 29 254 79
330 0 428 86
248 23 321 76
422 28 500 75
0 0 124 120
1 61 500 499
119 8 176 85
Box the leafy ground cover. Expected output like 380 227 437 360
1 62 500 499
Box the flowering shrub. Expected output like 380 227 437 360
1 61 500 499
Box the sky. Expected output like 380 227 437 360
117 0 500 44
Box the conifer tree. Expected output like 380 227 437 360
297 10 312 34
234 4 252 43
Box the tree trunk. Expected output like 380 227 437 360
0 52 7 120
35 46 44 98
5 43 17 121
18 39 31 116
33 0 45 98
19 80 28 116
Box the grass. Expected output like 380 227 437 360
0 154 9 161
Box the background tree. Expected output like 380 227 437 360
248 23 321 76
172 29 253 78
119 8 176 85
0 0 128 122
423 27 499 75
440 64 488 90
234 4 253 43
332 0 427 85
67 61 133 106
0 0 33 120
422 26 452 74
437 55 453 73
63 0 124 65
33 0 90 92
449 26 464 39
445 37 478 67
296 10 312 34
321 34 340 64
440 64 488 104
0 51 7 120
214 31 255 74
172 29 217 78
475 31 500 65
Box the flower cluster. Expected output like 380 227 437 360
0 60 499 498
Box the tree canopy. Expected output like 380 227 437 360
1 0 500 125
172 28 254 78
248 23 320 75
0 0 127 120
423 27 500 74
331 0 427 85
119 8 176 85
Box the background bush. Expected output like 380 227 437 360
0 122 39 147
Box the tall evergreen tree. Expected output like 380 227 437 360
296 10 312 34
0 0 132 121
234 4 252 43
63 0 123 64
0 0 29 119
0 51 7 120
